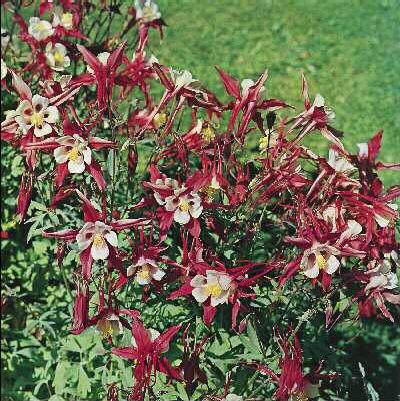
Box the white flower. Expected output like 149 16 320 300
135 0 161 22
96 313 123 337
338 219 362 244
321 204 343 233
365 260 398 292
374 203 398 228
87 52 110 74
1 58 7 80
191 270 235 307
165 190 203 225
170 69 196 90
52 9 74 30
1 28 10 50
15 95 59 137
54 134 91 173
127 256 165 285
28 17 54 41
45 42 70 71
76 221 118 261
327 149 355 173
300 243 340 279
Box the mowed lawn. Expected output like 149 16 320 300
148 0 399 186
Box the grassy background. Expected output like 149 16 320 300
147 0 399 185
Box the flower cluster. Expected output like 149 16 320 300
1 0 398 400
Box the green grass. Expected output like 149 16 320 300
148 0 399 185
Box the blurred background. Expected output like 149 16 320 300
1 0 399 399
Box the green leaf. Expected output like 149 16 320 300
53 361 69 394
77 365 91 398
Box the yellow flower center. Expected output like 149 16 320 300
31 112 43 127
53 50 64 64
36 22 48 32
92 233 105 247
201 126 215 143
204 282 223 298
67 147 80 161
316 254 327 270
202 185 218 200
142 6 156 21
136 265 151 281
259 136 269 152
153 112 167 129
178 199 190 212
101 322 114 338
61 13 73 28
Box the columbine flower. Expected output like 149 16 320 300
52 9 74 30
1 58 7 80
54 135 91 173
300 243 340 279
165 189 203 225
127 256 165 285
259 131 278 152
191 270 235 307
96 313 123 338
15 95 59 137
86 52 110 74
76 221 118 261
135 0 161 23
365 261 398 292
28 17 54 41
45 43 70 71
202 175 221 201
152 112 167 128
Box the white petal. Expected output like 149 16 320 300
34 122 52 137
211 291 229 307
32 94 49 111
192 287 208 303
105 231 118 247
43 106 59 123
314 93 325 107
151 268 165 281
68 158 85 173
218 274 232 290
326 255 340 274
303 263 320 279
82 147 92 165
189 204 203 219
91 243 109 260
174 209 190 225
54 146 69 164
165 195 178 211
190 275 206 287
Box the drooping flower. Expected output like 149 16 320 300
300 243 341 279
96 313 123 338
365 260 398 293
45 42 70 71
127 256 165 285
28 17 54 41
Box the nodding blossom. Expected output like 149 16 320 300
135 0 162 23
96 313 123 338
127 256 165 285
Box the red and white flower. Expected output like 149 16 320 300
127 256 165 285
135 0 162 23
300 243 340 279
96 313 123 338
28 17 54 41
54 134 91 174
15 95 59 137
191 270 235 307
164 189 203 225
76 221 118 261
45 43 70 71
365 260 398 293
